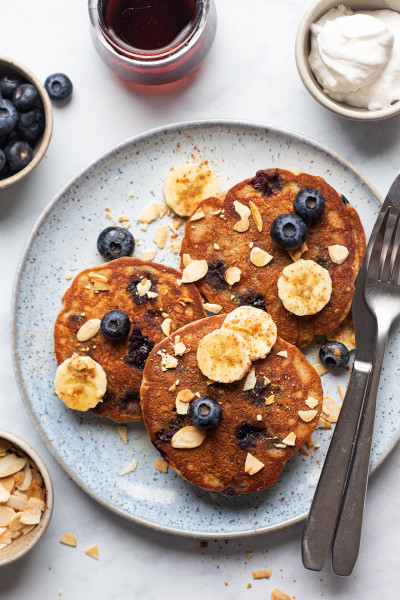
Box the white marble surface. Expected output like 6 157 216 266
1 0 400 597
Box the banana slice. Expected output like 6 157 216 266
196 329 251 383
55 353 107 411
164 163 220 217
222 306 277 361
277 259 332 316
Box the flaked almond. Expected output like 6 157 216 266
243 369 256 391
224 266 241 286
20 497 44 525
138 202 161 224
147 291 158 299
161 318 172 337
174 341 187 356
203 303 222 314
9 512 23 532
182 259 208 283
244 453 264 475
233 200 251 219
0 476 15 494
168 379 179 392
252 569 271 579
65 272 73 281
137 278 151 296
275 443 287 449
190 209 205 221
265 395 275 406
249 200 263 232
271 588 291 600
60 532 77 547
171 426 206 449
0 482 10 503
313 363 329 377
76 318 101 342
120 459 138 476
337 385 346 402
6 494 28 511
328 244 349 265
276 350 288 358
0 454 26 478
94 281 110 292
250 247 273 267
141 248 157 261
213 243 220 250
176 389 195 403
153 225 168 248
156 458 168 473
170 237 181 254
282 432 296 446
18 463 32 492
85 545 99 560
288 242 308 262
0 506 15 527
321 396 341 423
117 425 128 444
140 223 148 232
305 395 319 409
182 253 192 267
233 217 250 232
161 353 178 370
317 417 332 430
118 215 130 229
176 397 189 415
298 409 318 423
89 272 108 284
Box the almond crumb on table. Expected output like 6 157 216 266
59 532 77 547
252 568 271 579
271 588 291 600
155 458 168 473
85 544 99 560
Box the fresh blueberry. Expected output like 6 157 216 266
0 99 18 135
0 133 8 148
270 213 307 249
5 139 32 172
13 84 39 111
0 75 23 99
44 73 73 102
16 107 45 143
319 341 349 371
188 396 222 429
101 310 131 340
97 226 135 261
293 188 325 222
0 149 6 172
340 193 349 205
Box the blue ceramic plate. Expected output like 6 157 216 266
13 120 396 538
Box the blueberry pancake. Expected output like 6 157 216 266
141 311 323 496
54 257 206 422
180 169 366 346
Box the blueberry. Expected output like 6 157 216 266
44 73 73 102
340 194 349 205
0 148 6 171
124 328 154 370
101 309 131 340
97 226 135 261
16 107 45 143
270 213 307 249
293 188 325 222
319 341 349 371
5 140 32 172
188 396 222 429
0 99 18 135
0 75 23 99
13 84 39 111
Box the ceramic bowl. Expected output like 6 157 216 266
0 430 53 566
295 0 400 121
0 56 53 189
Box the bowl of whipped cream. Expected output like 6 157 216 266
295 0 400 120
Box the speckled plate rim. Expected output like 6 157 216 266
11 119 391 538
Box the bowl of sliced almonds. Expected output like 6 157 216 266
0 430 53 565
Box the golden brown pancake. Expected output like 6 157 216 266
180 169 366 346
54 257 206 422
141 314 323 496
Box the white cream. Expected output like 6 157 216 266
309 5 400 110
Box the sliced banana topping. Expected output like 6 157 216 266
164 163 220 217
277 259 332 316
55 353 107 411
222 306 277 361
196 328 251 383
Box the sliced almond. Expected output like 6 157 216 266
233 217 250 232
0 482 10 503
233 201 251 219
271 588 291 600
141 248 157 261
118 215 130 229
249 201 263 232
120 459 138 476
137 278 152 296
153 225 168 248
170 237 181 254
22 525 35 534
265 395 275 406
147 291 158 299
203 303 222 314
174 342 186 356
181 259 208 283
321 396 341 423
161 318 172 337
171 426 206 449
93 281 110 291
20 497 45 525
60 532 77 547
85 545 99 560
88 272 108 284
18 463 32 492
243 369 256 391
244 453 264 475
0 454 26 478
328 245 349 265
305 396 319 409
117 425 128 444
9 512 23 532
176 389 195 403
190 209 205 221
281 432 296 446
161 353 178 370
0 476 15 494
252 569 271 579
298 409 318 423
182 253 192 267
224 266 241 286
138 202 161 224
6 494 28 511
276 350 288 358
156 458 168 473
337 385 346 402
288 242 308 262
76 318 101 342
313 363 329 377
176 397 189 415
250 247 273 267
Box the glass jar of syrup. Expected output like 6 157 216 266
88 0 217 86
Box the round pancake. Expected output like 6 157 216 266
141 314 323 496
180 169 366 346
54 257 206 422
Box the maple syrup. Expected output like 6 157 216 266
103 0 197 52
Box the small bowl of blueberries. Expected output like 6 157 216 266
0 56 55 189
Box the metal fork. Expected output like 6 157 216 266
331 205 400 575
